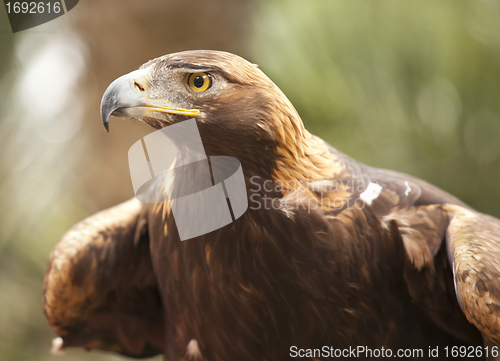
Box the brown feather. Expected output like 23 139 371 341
43 199 164 357
44 50 500 360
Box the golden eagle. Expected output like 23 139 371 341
44 50 500 360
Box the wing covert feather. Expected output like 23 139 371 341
43 198 164 358
445 204 500 345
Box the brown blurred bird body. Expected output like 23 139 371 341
44 51 500 360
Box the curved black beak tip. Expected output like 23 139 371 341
100 71 142 133
100 90 115 133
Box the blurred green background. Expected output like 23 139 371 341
1 0 499 360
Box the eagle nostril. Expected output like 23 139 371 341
134 82 145 92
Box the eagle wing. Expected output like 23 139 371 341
327 144 498 344
365 167 500 345
43 198 164 358
445 204 500 345
371 171 500 345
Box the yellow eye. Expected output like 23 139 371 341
188 72 212 92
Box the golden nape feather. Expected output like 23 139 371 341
44 50 500 360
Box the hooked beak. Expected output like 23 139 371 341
100 66 200 132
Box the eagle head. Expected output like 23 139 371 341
100 50 337 181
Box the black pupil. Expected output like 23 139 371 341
193 75 205 88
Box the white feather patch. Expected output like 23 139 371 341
404 181 412 196
186 339 202 360
51 337 64 355
360 182 383 205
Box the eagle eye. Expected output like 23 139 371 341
188 72 213 93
